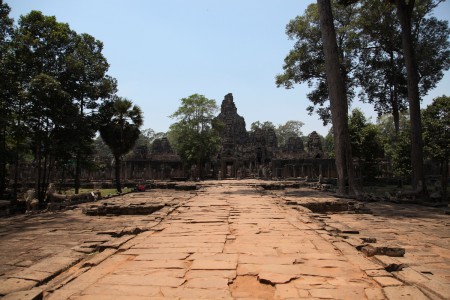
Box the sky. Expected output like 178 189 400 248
5 0 450 136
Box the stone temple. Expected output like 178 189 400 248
212 93 335 179
99 93 336 181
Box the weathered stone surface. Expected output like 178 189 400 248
190 260 236 270
81 249 117 268
81 284 161 297
372 276 403 287
0 278 37 295
258 272 299 284
383 286 429 300
99 235 134 250
184 277 229 289
98 274 186 287
2 181 450 299
1 288 42 300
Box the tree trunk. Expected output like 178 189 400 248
114 155 122 193
0 129 6 197
75 152 81 194
392 85 400 135
394 0 428 197
317 0 359 196
442 159 448 203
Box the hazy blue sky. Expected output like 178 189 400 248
6 0 450 136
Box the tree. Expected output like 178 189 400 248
124 128 166 160
0 0 14 196
168 94 222 179
276 0 360 124
356 0 449 136
13 11 77 201
388 0 434 195
250 121 276 132
98 96 143 192
275 120 305 147
27 74 76 201
348 109 384 182
61 32 117 194
422 95 449 202
377 112 411 185
317 0 358 195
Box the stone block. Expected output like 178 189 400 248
373 276 403 287
2 288 42 300
383 286 428 300
0 278 37 296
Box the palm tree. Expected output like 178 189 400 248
98 96 143 192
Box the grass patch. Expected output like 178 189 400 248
62 187 131 197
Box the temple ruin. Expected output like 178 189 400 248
213 93 336 179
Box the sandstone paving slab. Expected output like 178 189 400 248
238 254 296 265
184 277 230 289
45 254 131 298
373 276 404 287
111 268 186 278
0 277 37 295
1 287 43 300
80 283 162 297
133 252 191 261
309 286 367 299
97 274 186 287
70 295 177 300
114 260 188 271
188 253 238 262
7 268 54 282
160 286 233 299
190 259 237 270
184 270 236 280
383 285 429 299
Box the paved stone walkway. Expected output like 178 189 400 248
1 181 449 299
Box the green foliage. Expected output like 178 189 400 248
423 95 450 163
98 96 143 192
168 94 222 177
356 0 450 122
377 112 412 180
99 97 143 158
423 95 449 201
274 120 305 147
0 8 117 197
323 128 335 158
250 121 276 132
277 0 449 128
276 0 360 124
0 0 15 194
124 128 166 159
348 109 384 181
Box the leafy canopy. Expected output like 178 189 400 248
168 94 222 174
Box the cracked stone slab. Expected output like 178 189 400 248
190 259 237 270
258 272 299 284
97 274 186 287
8 269 53 282
1 287 42 300
383 285 429 299
184 277 230 289
99 235 134 250
0 277 37 295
